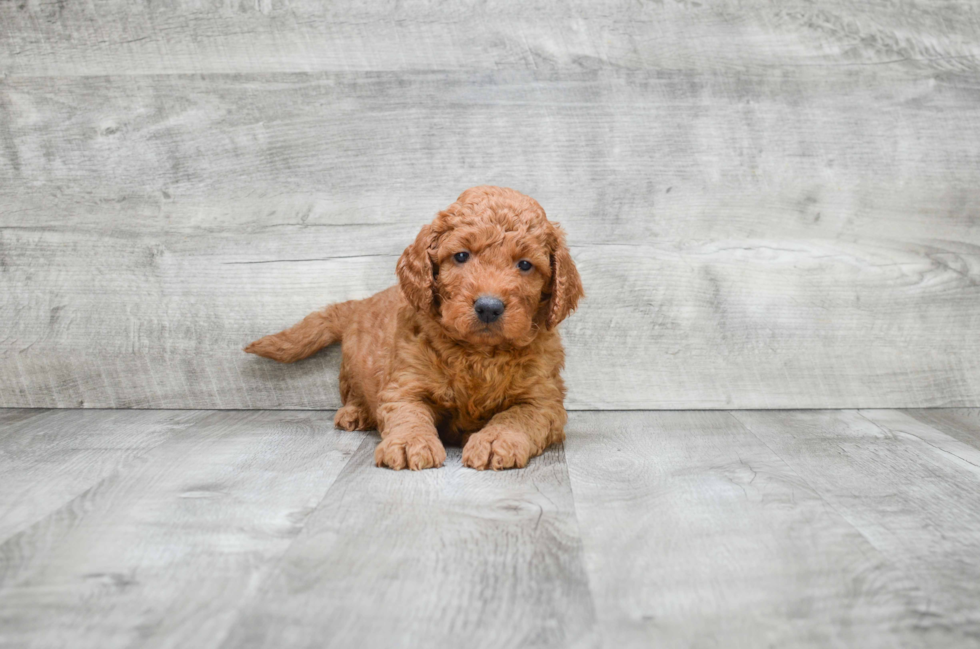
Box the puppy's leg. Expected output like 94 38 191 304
463 389 566 471
374 400 445 471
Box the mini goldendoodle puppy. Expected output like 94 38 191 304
245 186 583 471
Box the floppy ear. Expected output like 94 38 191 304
397 224 438 314
546 224 584 329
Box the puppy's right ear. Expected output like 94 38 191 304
397 223 438 314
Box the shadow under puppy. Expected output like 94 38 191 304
245 186 584 470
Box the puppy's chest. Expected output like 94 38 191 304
430 356 529 427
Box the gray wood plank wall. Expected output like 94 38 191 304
2 1 979 409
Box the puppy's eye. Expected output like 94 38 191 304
454 251 470 263
517 259 533 272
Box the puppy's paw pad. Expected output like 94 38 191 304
462 430 532 471
375 434 446 471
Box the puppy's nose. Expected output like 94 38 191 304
474 296 505 324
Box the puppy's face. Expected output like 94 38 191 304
397 186 583 348
433 221 551 347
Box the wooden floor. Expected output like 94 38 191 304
2 408 980 648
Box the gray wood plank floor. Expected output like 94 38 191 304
2 408 980 648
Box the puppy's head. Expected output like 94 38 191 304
397 186 583 347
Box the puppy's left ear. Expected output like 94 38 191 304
397 223 438 314
545 224 584 329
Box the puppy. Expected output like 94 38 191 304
245 186 584 470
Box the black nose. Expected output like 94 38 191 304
474 296 505 324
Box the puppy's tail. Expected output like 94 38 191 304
244 300 355 363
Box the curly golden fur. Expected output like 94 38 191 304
244 186 584 470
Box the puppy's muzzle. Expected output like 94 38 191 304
474 296 505 324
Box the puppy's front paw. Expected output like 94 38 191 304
374 432 446 471
334 404 372 431
462 429 534 471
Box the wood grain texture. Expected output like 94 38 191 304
2 66 980 409
733 409 980 645
0 408 52 435
3 408 980 647
2 3 980 410
0 409 363 649
0 408 205 543
221 437 598 649
902 408 980 451
562 410 951 648
1 0 978 76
